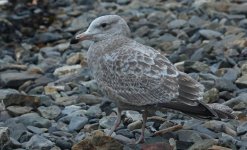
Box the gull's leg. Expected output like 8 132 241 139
108 107 122 136
135 109 148 144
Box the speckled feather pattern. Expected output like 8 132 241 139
87 35 204 106
77 15 235 119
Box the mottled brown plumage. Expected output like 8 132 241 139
72 15 235 143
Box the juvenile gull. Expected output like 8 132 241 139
71 15 235 143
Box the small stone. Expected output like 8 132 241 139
38 105 61 119
62 105 82 115
168 19 187 29
188 139 217 150
0 72 40 88
35 32 63 43
53 65 82 78
27 126 46 134
66 15 89 32
68 116 89 131
72 130 123 150
6 106 33 116
184 61 209 73
127 120 142 131
99 116 117 129
203 88 219 103
24 135 55 150
215 78 237 91
0 127 10 149
176 130 202 143
16 113 51 128
66 52 86 65
224 93 247 109
199 29 222 39
241 63 247 75
77 94 103 105
237 122 247 134
124 110 142 121
3 120 27 141
85 104 102 117
116 129 134 138
1 91 40 108
235 75 247 88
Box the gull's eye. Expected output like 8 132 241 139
100 23 108 28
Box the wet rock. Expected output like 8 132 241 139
38 105 61 120
0 72 40 88
16 113 51 128
72 130 123 150
68 116 88 131
6 106 33 116
24 135 55 150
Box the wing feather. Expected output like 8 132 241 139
94 40 179 106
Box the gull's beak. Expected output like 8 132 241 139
70 31 93 44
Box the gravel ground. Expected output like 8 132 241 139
0 0 247 150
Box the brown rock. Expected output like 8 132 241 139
72 130 123 150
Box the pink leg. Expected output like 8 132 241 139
108 108 122 136
135 110 147 144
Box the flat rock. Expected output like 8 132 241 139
24 135 55 150
1 92 40 108
124 110 142 121
176 130 202 143
16 113 51 128
6 106 33 116
188 139 217 150
38 105 61 119
199 29 222 39
168 19 187 29
85 104 102 118
3 119 27 140
99 116 117 129
68 116 89 131
53 65 82 78
235 74 247 88
0 72 40 88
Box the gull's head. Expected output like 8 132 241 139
71 15 131 43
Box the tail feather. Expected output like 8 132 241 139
158 101 236 120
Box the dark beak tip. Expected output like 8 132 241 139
70 37 80 44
